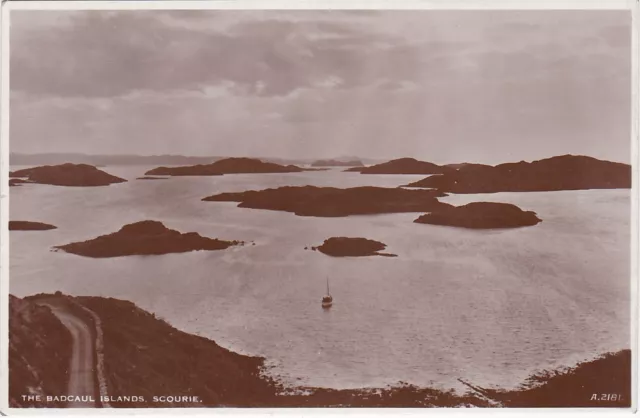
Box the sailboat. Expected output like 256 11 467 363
322 277 333 309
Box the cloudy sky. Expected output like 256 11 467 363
10 10 631 164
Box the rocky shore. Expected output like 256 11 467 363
9 178 33 187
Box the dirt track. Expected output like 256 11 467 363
38 302 98 408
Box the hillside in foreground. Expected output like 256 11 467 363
9 294 631 408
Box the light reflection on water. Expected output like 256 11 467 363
9 166 631 392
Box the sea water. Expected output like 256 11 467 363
9 166 631 392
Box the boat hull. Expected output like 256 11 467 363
322 301 333 309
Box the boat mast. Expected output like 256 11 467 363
326 277 330 296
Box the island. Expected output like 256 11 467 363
203 185 450 217
145 157 308 176
414 202 542 229
311 159 364 167
9 221 58 231
10 292 631 408
9 163 127 187
345 158 454 174
444 163 492 170
404 155 631 193
53 220 243 258
136 176 168 180
311 237 397 257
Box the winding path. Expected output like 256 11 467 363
38 302 98 408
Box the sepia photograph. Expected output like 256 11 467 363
1 1 637 411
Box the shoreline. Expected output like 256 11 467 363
9 293 631 408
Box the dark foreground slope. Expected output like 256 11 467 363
54 220 242 258
76 296 275 407
9 295 72 408
9 294 631 408
145 157 307 176
405 155 631 193
476 350 631 407
203 186 449 217
9 163 126 187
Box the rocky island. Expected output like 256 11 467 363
9 221 58 231
404 155 631 193
345 158 453 174
311 159 364 167
54 220 242 258
414 202 542 229
203 185 450 217
312 237 397 257
145 157 308 176
9 163 126 187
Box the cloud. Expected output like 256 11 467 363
8 10 632 164
10 11 420 99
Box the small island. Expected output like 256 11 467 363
203 185 450 217
54 220 243 258
9 221 57 231
404 155 631 193
311 159 364 167
345 158 453 174
9 163 126 187
312 237 397 257
414 202 542 229
136 176 169 180
145 157 307 176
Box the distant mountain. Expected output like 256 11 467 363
444 163 492 170
311 159 364 167
145 157 313 176
10 153 224 167
404 155 631 193
10 153 379 167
